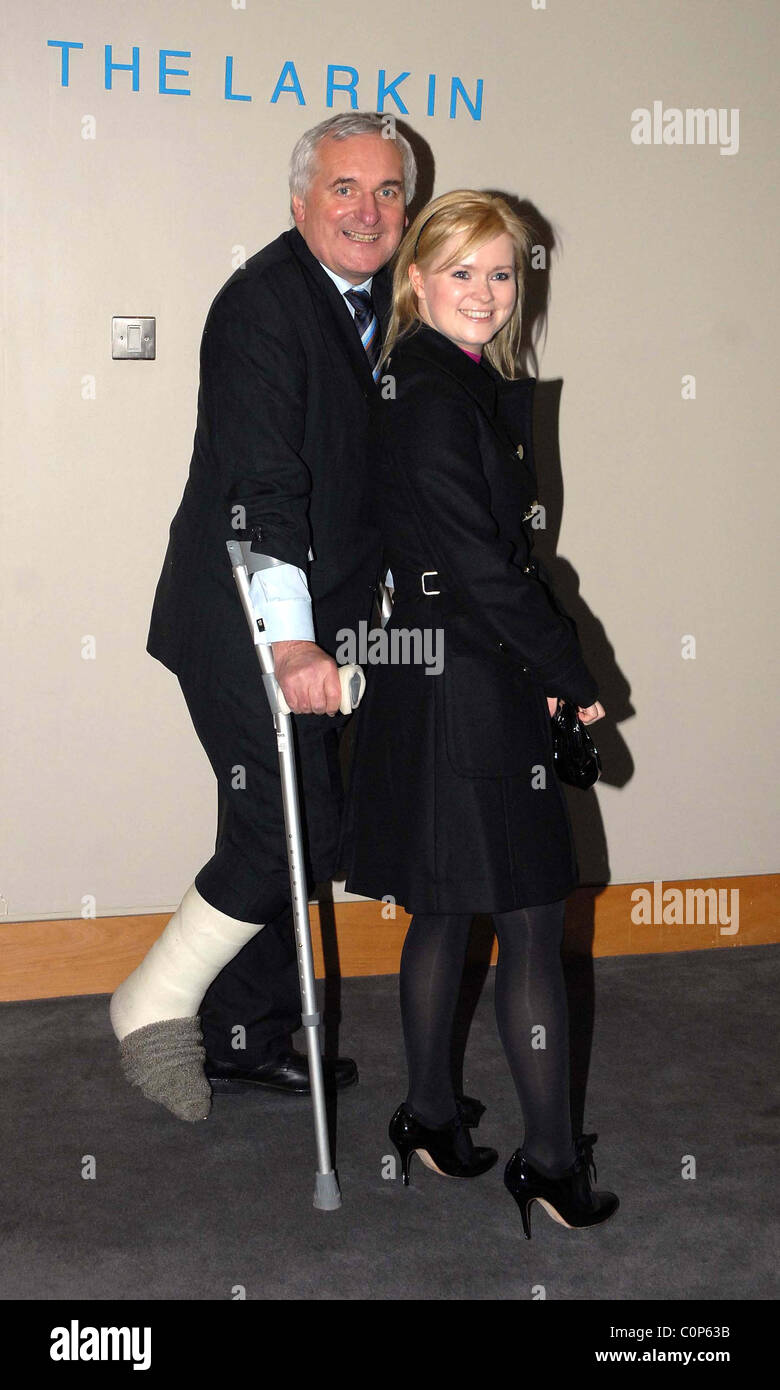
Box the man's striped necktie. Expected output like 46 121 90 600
344 288 382 381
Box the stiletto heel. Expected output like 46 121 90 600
398 1144 413 1187
387 1111 417 1185
389 1102 497 1183
504 1132 619 1239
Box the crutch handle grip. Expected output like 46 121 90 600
276 663 365 717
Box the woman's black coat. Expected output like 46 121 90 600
343 322 599 914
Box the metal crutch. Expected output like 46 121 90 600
226 539 365 1211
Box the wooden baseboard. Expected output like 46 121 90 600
0 875 775 1003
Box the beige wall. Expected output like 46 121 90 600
2 0 777 923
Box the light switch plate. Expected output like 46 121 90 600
112 316 155 359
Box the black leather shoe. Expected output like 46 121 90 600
205 1049 358 1094
504 1132 619 1239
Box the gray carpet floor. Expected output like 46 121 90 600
1 944 776 1302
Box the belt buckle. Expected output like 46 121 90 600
421 570 440 596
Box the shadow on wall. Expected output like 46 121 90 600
485 189 636 889
396 119 436 224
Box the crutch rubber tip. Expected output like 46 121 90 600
313 1171 342 1211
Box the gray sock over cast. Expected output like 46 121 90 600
109 883 264 1122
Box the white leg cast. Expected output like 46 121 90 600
110 884 265 1121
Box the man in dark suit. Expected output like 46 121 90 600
109 113 415 1121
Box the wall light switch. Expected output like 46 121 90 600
112 317 155 359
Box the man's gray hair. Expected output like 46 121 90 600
289 112 417 205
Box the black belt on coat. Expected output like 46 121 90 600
387 559 538 602
383 564 536 673
385 566 449 602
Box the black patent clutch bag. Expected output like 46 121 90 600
551 699 602 789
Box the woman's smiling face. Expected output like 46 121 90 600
408 231 517 353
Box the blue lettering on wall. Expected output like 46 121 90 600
158 50 191 96
225 56 251 102
326 66 359 109
105 45 140 92
427 74 436 117
47 40 84 87
377 70 410 114
45 41 483 120
270 61 305 104
449 76 483 120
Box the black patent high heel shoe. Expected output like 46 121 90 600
504 1133 619 1239
389 1102 498 1185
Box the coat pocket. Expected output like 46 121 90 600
441 645 550 779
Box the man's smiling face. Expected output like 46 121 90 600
291 133 407 283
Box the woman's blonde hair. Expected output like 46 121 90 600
381 189 534 379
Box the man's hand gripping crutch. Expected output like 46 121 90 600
225 539 365 1210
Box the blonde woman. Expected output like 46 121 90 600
344 191 618 1238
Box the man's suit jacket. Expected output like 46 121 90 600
147 227 391 687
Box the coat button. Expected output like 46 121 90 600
516 444 524 459
522 565 532 573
